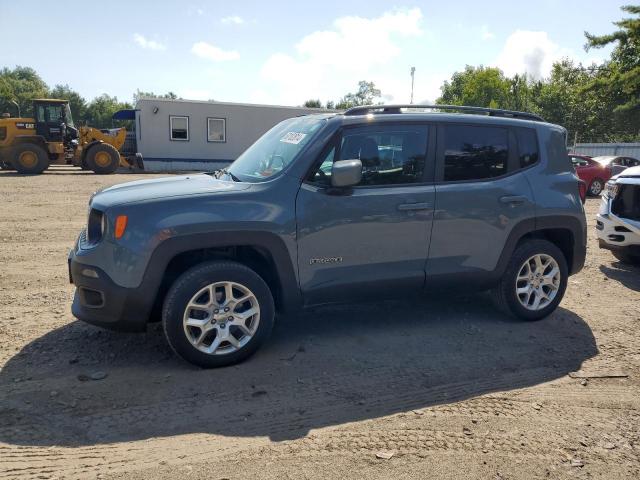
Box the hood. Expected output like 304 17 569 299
90 174 251 209
615 165 640 182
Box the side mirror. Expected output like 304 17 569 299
331 159 362 188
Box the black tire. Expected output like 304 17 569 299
163 261 275 368
588 178 604 196
0 161 14 170
611 250 640 265
491 239 568 321
85 143 120 174
12 143 49 174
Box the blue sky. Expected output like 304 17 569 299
0 0 626 106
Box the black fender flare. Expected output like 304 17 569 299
135 231 302 317
495 215 586 278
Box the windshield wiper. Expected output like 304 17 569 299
214 168 240 182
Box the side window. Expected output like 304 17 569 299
170 115 189 141
309 125 428 186
515 128 539 168
36 106 46 123
207 117 226 142
443 125 508 181
47 105 62 123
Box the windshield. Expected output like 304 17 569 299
228 115 327 182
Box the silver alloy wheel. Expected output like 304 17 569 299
183 281 260 355
590 179 603 196
515 254 561 311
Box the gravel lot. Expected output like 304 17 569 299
1 166 639 480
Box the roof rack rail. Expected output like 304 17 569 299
343 104 545 122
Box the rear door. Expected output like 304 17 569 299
296 123 436 305
426 123 537 283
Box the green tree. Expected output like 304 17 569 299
49 84 86 124
84 94 132 129
585 4 640 112
436 66 511 108
0 66 49 117
303 99 322 108
335 81 382 109
133 89 178 104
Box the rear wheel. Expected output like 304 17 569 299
163 261 275 368
492 239 568 321
85 143 120 174
12 144 49 174
588 178 604 196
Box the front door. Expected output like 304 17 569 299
296 123 435 305
35 103 64 142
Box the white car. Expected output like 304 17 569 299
597 165 640 264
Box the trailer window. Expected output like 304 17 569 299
207 118 226 142
170 116 189 141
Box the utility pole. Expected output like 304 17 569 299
410 67 415 104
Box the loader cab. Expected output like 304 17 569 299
33 99 77 143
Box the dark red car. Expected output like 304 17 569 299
569 154 612 196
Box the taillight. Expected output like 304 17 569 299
578 181 586 204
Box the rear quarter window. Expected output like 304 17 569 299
514 128 539 168
547 129 571 173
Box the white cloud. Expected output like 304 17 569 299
220 15 245 25
133 33 166 51
258 8 423 105
494 30 570 79
191 41 240 62
480 25 495 41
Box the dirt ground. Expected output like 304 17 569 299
0 166 639 480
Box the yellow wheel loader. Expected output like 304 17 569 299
0 99 141 174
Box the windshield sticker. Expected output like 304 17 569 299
280 132 307 144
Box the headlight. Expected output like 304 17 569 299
86 208 105 245
604 180 619 199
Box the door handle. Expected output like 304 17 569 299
499 195 527 205
398 202 432 211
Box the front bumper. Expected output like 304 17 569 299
69 249 150 332
596 212 640 252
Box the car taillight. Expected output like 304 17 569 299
578 181 586 204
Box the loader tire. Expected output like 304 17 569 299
12 144 49 174
85 143 120 174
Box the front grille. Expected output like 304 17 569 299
612 185 640 221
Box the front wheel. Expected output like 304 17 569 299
492 239 568 321
162 261 275 368
85 143 120 174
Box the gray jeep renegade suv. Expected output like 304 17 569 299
68 105 587 368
